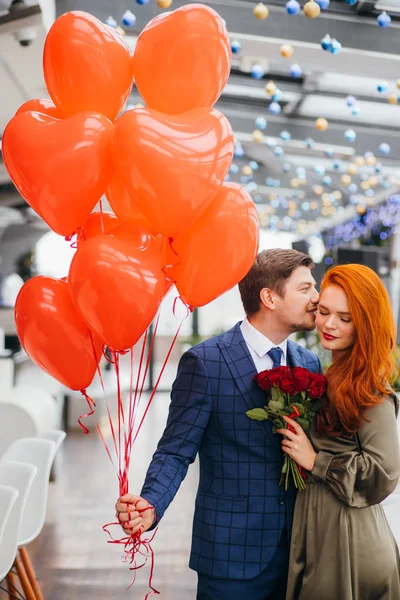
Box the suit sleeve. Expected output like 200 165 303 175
140 349 212 526
311 397 400 507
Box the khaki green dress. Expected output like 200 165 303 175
286 395 400 600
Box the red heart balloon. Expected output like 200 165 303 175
112 107 234 237
68 233 165 351
170 183 259 307
106 171 156 232
132 4 231 114
16 98 62 118
43 11 133 121
15 277 103 390
2 111 114 237
76 211 120 248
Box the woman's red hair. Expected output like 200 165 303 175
316 263 397 437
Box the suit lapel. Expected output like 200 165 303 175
217 324 277 446
287 339 306 368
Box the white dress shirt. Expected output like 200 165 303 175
240 317 288 373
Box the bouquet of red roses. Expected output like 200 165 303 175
246 366 327 491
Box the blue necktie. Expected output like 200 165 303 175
267 347 283 369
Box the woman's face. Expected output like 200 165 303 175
316 285 357 355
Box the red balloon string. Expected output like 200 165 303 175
64 227 83 249
161 236 180 285
78 390 96 434
99 199 105 234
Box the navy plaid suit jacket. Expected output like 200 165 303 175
141 322 322 580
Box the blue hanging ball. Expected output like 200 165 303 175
346 95 356 107
122 10 136 27
280 130 291 141
375 163 382 173
266 138 277 148
290 64 302 78
348 183 358 193
136 0 150 4
344 0 357 5
330 39 342 55
234 143 244 158
305 137 314 148
323 175 332 186
352 106 360 116
296 167 306 177
320 34 332 51
251 64 265 79
106 15 118 27
325 147 334 157
379 142 391 155
269 102 281 115
255 116 267 130
344 129 356 142
286 0 301 14
249 161 259 171
274 146 284 157
265 177 275 186
377 81 388 92
283 163 291 172
314 164 325 176
377 12 391 27
229 164 239 174
271 90 282 102
333 160 340 170
231 40 241 54
316 0 330 9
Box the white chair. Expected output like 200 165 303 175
0 461 37 599
0 484 19 582
0 403 37 457
40 429 66 454
0 384 58 433
1 438 57 600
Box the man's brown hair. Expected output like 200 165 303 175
239 248 314 316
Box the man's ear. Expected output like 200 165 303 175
260 288 275 311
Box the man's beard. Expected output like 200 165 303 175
288 316 316 332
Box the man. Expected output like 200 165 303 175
115 248 322 599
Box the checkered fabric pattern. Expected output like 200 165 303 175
141 322 322 580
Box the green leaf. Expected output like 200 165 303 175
246 408 269 421
271 386 283 403
296 417 310 431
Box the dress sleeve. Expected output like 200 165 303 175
311 396 400 507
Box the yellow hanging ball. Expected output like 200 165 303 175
361 180 370 191
332 190 343 201
310 201 318 210
157 0 172 7
366 155 377 166
357 205 366 215
280 44 294 58
369 176 379 187
291 178 300 188
242 165 254 176
313 185 323 196
347 163 358 176
253 2 269 19
135 102 144 108
116 26 126 36
388 93 398 105
340 174 351 185
397 80 400 90
354 155 365 167
252 129 264 143
304 0 321 18
315 117 328 131
265 81 277 95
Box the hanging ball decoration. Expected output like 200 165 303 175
254 2 269 19
323 175 332 186
388 93 398 104
231 40 241 54
255 116 267 130
283 162 292 172
280 44 294 58
320 34 332 51
313 185 323 196
361 180 370 191
252 129 264 143
305 137 314 148
316 0 330 9
304 0 321 18
121 10 136 26
234 142 245 158
265 81 277 95
280 130 291 141
330 39 342 55
333 160 341 170
355 155 365 166
377 81 388 92
136 0 150 4
156 0 172 6
397 80 400 90
352 106 360 116
269 102 281 115
375 163 382 173
286 0 301 14
344 129 356 142
106 15 118 27
369 176 379 187
291 178 301 188
314 164 325 176
316 117 328 131
116 26 126 36
251 64 265 79
377 11 391 27
290 63 302 78
271 90 282 101
341 174 352 185
348 163 358 175
379 142 391 155
249 161 259 171
344 0 357 5
242 165 254 176
325 147 334 157
348 183 358 193
332 190 342 201
366 155 377 166
274 146 284 157
266 138 277 148
346 95 356 107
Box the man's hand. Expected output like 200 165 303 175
115 494 155 536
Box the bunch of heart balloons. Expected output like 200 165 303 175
4 5 259 392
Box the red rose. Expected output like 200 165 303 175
291 367 312 392
308 374 328 398
278 372 298 395
267 367 289 387
254 371 273 391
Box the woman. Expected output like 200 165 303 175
279 264 400 600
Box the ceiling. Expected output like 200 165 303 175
1 0 400 240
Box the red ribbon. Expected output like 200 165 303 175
286 407 307 480
77 390 96 434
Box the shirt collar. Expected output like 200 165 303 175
240 317 287 360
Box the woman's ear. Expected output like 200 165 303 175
260 288 275 311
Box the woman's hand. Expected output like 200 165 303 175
277 416 317 472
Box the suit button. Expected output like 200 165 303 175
278 497 286 505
